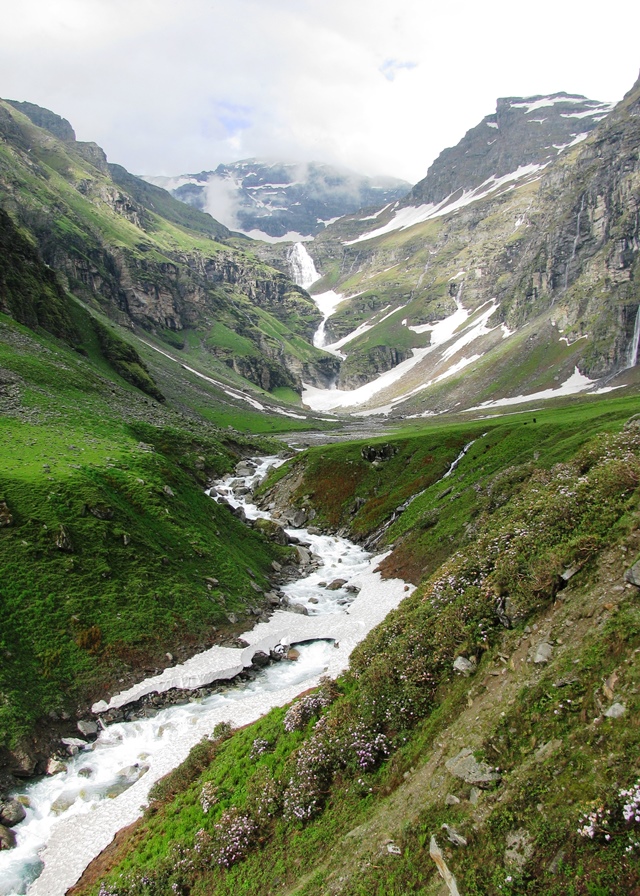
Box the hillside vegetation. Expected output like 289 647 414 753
0 308 303 761
0 99 338 398
79 394 640 896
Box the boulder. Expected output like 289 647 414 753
254 519 289 545
89 505 115 520
453 656 476 676
504 829 533 871
361 444 397 463
251 651 270 668
10 747 39 777
289 509 308 528
116 763 149 782
533 642 554 664
61 737 88 756
0 501 13 527
445 747 501 787
326 578 348 591
604 702 626 718
77 719 98 737
286 601 309 616
0 799 26 826
442 823 467 847
0 824 16 850
46 758 68 776
55 525 73 553
625 561 640 588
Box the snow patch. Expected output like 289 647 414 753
469 366 616 411
553 133 589 153
241 229 315 243
510 95 591 114
345 164 545 245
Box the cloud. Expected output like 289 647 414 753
0 0 639 184
379 59 418 82
204 174 242 230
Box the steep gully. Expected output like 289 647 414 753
1 458 411 896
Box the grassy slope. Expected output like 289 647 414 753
0 312 299 749
82 393 640 896
0 100 334 396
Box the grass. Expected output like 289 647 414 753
82 394 640 896
0 313 297 747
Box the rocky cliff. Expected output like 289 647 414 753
0 100 339 394
409 92 612 207
298 77 639 411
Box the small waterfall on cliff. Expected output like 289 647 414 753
627 305 640 368
564 194 586 291
288 242 321 290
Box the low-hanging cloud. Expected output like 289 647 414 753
0 0 638 183
204 174 243 231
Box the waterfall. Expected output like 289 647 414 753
288 242 321 290
627 305 640 368
564 194 586 291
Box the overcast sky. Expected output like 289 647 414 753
1 0 639 184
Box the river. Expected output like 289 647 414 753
0 456 411 896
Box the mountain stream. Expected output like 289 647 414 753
1 456 411 896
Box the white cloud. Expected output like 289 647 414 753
0 0 638 183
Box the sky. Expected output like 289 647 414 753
1 0 639 185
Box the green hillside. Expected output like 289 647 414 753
77 394 640 896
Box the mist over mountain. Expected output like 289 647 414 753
144 159 410 239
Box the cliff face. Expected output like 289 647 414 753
501 75 640 376
0 100 339 393
409 92 611 207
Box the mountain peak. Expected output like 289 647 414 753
6 99 76 142
408 92 613 207
143 159 410 239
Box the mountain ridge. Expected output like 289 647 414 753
143 158 411 239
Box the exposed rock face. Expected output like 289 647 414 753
0 99 339 395
445 747 501 787
338 345 412 390
409 93 610 207
6 99 76 142
502 74 640 375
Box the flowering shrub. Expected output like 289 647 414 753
210 808 258 867
245 766 281 827
283 677 336 732
350 429 640 742
578 779 640 853
346 723 389 771
250 737 271 759
199 781 219 813
211 720 233 741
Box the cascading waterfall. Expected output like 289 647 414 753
287 242 321 290
627 305 640 368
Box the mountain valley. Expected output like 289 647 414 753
0 69 640 896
